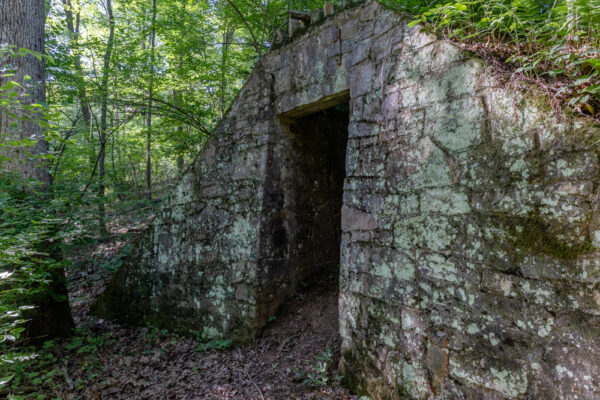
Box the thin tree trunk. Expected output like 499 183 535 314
98 0 115 237
62 0 91 132
173 89 185 174
62 0 97 182
146 0 157 200
127 154 141 196
174 31 185 175
220 25 234 117
225 0 261 56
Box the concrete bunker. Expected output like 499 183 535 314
95 1 600 398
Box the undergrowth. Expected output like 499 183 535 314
386 0 600 120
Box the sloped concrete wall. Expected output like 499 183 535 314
93 66 275 341
96 0 600 398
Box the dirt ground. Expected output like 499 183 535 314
54 231 358 400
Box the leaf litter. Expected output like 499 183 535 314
15 222 359 400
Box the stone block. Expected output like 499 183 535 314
342 205 377 232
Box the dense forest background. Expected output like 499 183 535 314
1 0 599 398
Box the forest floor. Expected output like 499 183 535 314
42 221 358 400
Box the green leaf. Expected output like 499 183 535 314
0 375 14 387
574 76 592 86
584 59 600 71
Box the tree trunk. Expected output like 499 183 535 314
173 89 185 174
0 0 74 342
145 0 157 200
220 25 234 117
0 0 50 185
62 0 97 186
62 0 92 133
98 0 115 237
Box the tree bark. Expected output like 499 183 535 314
0 0 50 185
0 0 74 342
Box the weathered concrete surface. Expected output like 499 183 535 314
95 0 600 398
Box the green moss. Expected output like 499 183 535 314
506 211 595 260
340 349 406 400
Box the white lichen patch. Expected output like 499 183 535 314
555 365 574 379
420 189 470 215
467 323 480 334
538 317 554 338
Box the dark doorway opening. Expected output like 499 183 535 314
282 100 350 289
257 96 350 332
258 100 351 390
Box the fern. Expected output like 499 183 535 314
387 0 600 118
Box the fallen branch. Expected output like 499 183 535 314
242 369 265 400
62 360 74 390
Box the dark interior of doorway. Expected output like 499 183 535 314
257 98 350 338
284 101 350 290
257 101 351 391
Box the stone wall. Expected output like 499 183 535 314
93 65 275 341
96 1 600 398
